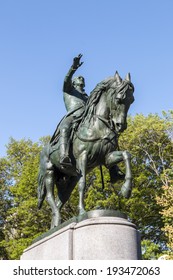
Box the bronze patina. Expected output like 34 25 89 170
38 54 135 228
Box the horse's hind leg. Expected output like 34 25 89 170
55 176 79 219
45 162 61 228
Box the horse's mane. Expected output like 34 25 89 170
81 77 115 124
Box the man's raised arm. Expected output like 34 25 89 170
63 54 84 92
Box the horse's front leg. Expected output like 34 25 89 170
105 150 132 198
77 152 87 216
121 151 132 198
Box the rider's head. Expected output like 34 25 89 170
72 76 85 90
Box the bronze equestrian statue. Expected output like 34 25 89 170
38 54 135 229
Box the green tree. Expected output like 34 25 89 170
0 157 12 259
156 174 173 259
155 111 173 258
0 138 51 259
119 113 172 258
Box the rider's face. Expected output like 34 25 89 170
73 76 85 88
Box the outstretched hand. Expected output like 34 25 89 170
72 54 84 69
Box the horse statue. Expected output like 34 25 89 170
38 71 135 228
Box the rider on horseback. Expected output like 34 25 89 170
51 54 88 167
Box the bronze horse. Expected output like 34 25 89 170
38 72 134 228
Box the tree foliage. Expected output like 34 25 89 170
0 157 12 259
155 111 173 258
0 112 172 259
118 112 173 258
0 138 51 259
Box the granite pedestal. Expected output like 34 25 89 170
21 210 141 260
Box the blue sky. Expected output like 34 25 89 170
0 0 173 157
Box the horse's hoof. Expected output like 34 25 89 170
121 184 131 199
50 221 61 229
51 216 61 229
78 209 86 217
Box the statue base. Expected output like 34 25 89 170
21 210 141 260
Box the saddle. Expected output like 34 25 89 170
50 108 84 147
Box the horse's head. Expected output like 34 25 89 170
108 71 134 133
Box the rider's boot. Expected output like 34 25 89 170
59 130 72 167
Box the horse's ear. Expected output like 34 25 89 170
125 73 131 82
114 71 122 85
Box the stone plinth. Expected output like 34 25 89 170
21 210 141 260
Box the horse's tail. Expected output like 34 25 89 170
37 146 49 209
